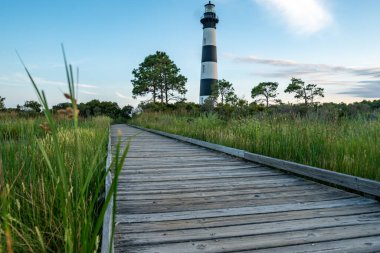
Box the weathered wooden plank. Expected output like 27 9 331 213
120 170 283 182
247 236 380 253
118 177 305 191
121 163 263 172
126 152 225 157
117 213 380 245
116 192 356 214
118 181 311 195
116 187 343 204
116 204 380 234
116 197 377 223
116 223 380 252
124 160 250 166
122 160 246 167
122 166 267 175
117 184 328 200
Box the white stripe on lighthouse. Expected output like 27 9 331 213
201 62 218 79
203 28 217 46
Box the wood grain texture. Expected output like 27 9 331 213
111 124 380 253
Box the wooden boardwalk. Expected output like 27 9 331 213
111 125 380 253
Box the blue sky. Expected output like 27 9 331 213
1 0 380 108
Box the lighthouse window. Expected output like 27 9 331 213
203 38 206 44
205 5 215 13
202 64 205 73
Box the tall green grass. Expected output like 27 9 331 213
1 116 108 252
0 48 128 252
131 112 380 181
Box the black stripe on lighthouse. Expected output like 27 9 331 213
202 45 217 62
200 79 217 96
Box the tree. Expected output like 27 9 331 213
24 100 42 113
52 102 71 112
215 79 236 105
285 78 325 105
251 82 279 107
0 96 5 110
131 51 187 105
121 105 134 119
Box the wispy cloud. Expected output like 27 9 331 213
80 90 99 95
0 73 98 89
254 0 332 35
115 91 133 100
338 80 380 98
231 55 380 79
0 73 31 86
79 83 98 89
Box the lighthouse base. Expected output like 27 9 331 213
199 96 210 105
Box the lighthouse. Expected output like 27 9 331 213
199 1 219 104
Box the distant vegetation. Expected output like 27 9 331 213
1 97 133 122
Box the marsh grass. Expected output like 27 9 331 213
132 112 380 181
0 47 128 252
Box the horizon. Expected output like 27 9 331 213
1 0 380 108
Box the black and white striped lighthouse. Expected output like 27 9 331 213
199 1 219 104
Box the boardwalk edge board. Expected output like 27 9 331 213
129 124 380 198
101 127 114 253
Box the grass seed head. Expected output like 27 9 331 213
57 109 67 115
64 93 71 100
66 107 73 114
16 199 21 211
39 123 51 134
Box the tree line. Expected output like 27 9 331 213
131 51 380 120
131 51 325 108
0 97 133 121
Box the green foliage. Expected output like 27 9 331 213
285 78 325 105
251 82 279 107
0 116 112 252
52 102 71 111
136 101 201 116
24 100 42 113
131 51 187 104
0 96 5 110
215 79 237 105
0 47 128 252
52 100 133 121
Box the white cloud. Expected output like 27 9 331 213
115 91 133 100
231 55 380 79
79 83 98 89
0 73 98 89
255 0 332 35
80 90 99 95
